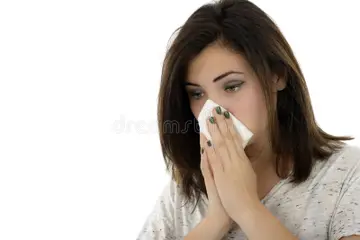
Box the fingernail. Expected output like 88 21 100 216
224 111 230 119
209 116 215 124
215 106 222 114
207 140 212 147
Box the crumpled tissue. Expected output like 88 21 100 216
197 99 253 148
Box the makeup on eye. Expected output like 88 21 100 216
185 79 244 99
223 80 244 92
187 89 204 100
184 83 202 100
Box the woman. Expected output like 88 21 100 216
137 0 360 239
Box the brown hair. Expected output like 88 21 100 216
157 0 353 204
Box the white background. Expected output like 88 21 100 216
0 0 359 239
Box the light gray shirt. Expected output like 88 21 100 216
137 144 360 239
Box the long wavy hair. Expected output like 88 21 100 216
157 0 353 204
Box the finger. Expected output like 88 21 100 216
200 148 215 188
223 111 246 159
200 136 218 199
207 112 231 170
199 132 208 154
202 131 224 175
200 133 213 173
212 107 238 165
212 106 228 137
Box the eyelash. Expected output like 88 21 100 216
224 84 242 92
188 83 243 100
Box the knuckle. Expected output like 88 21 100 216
228 127 237 139
216 143 228 157
218 122 227 133
224 129 233 140
213 137 225 149
219 122 231 139
208 122 217 132
208 150 217 161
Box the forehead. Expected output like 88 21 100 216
186 43 250 83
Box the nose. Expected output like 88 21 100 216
199 97 229 114
208 96 228 108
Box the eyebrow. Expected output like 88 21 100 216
185 70 244 86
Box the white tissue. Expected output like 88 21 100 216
197 99 253 148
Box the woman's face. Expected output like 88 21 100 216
185 42 284 148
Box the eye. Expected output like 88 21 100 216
224 83 242 93
188 90 204 100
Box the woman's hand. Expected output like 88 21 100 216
199 134 232 234
201 107 260 224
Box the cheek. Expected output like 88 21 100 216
230 89 268 135
190 99 207 119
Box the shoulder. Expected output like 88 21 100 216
326 144 360 240
162 177 187 200
154 177 201 212
335 143 360 161
136 178 206 239
310 143 360 197
154 178 182 207
325 143 360 178
293 143 360 196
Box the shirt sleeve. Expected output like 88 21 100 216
136 180 179 240
329 162 360 240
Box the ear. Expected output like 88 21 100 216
272 75 286 92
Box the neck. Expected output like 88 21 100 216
245 141 283 200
